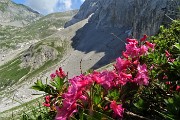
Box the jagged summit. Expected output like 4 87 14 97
64 0 98 28
65 0 179 38
0 0 42 27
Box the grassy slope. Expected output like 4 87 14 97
0 10 77 49
0 10 77 91
0 57 30 91
0 97 45 120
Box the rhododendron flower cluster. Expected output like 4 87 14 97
50 67 66 79
56 74 93 120
53 37 154 120
110 101 124 118
165 50 175 62
43 95 51 107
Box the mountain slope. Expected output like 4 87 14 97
0 9 78 113
0 10 77 51
0 10 77 91
0 0 42 27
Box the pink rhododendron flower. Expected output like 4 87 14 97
117 72 132 85
140 34 148 42
124 41 140 58
134 64 149 85
93 71 116 89
56 89 79 119
110 101 124 118
50 73 56 79
122 51 129 58
176 85 180 91
45 95 50 103
133 60 139 66
167 58 175 62
165 50 171 57
150 64 155 70
69 74 93 90
56 74 93 120
163 75 168 80
120 72 132 79
164 50 175 62
43 95 51 107
56 67 66 78
43 102 50 107
126 38 138 45
166 81 171 85
140 45 148 55
115 57 131 72
55 106 67 120
55 102 77 120
145 41 155 50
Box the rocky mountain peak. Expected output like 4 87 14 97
65 0 179 38
0 0 10 3
0 0 42 27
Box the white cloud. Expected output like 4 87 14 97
64 0 72 10
25 0 58 14
25 0 73 14
57 0 72 12
24 0 88 15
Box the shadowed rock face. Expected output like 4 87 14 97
65 0 179 38
62 0 179 70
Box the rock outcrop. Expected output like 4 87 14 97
0 0 42 27
65 0 179 38
21 45 58 69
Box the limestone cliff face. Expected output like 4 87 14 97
65 0 179 38
64 0 98 28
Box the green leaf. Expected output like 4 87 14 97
173 43 180 50
44 85 56 95
50 81 56 87
134 98 144 110
31 85 44 91
107 89 120 100
31 80 45 91
54 76 63 91
94 95 101 105
168 98 174 104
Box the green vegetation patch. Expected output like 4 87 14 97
0 57 30 91
0 97 53 120
0 10 75 49
150 20 180 53
0 3 8 12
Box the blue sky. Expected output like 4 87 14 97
12 0 84 15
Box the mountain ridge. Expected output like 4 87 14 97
0 0 42 27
